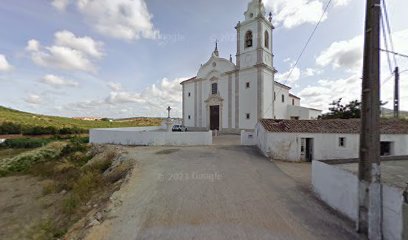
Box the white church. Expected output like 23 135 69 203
181 0 321 133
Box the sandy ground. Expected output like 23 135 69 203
85 144 362 240
0 175 61 240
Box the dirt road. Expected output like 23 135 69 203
89 145 361 240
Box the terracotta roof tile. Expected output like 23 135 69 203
259 119 408 134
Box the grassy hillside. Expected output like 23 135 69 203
0 106 162 133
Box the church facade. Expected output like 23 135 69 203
181 0 321 133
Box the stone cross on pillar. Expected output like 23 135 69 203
167 106 172 119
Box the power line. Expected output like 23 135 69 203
379 49 408 58
381 0 398 66
380 13 394 74
283 0 333 85
265 0 333 116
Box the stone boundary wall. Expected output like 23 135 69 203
90 128 213 146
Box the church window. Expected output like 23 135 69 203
211 83 218 95
245 31 253 48
292 99 295 105
246 82 250 88
282 94 285 103
246 113 251 119
274 92 276 101
265 31 269 49
188 92 191 97
188 115 191 120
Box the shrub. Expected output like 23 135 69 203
0 142 66 176
0 122 22 134
58 127 86 135
22 126 58 136
60 138 89 157
4 138 52 149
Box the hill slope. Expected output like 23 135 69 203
0 106 161 131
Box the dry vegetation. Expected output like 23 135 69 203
0 140 134 240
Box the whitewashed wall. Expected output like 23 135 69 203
255 123 408 161
239 68 258 130
90 128 212 146
241 130 256 145
273 84 290 119
312 160 405 240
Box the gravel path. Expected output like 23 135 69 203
89 145 361 240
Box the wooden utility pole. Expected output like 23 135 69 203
394 67 400 118
358 0 383 239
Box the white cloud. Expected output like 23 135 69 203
51 0 70 11
25 94 42 105
264 0 327 29
300 29 408 112
65 77 186 117
303 68 322 77
298 74 362 111
26 40 40 52
275 67 301 84
0 54 12 72
26 31 104 73
107 82 123 91
51 0 159 41
316 35 363 72
316 28 408 73
40 74 79 88
54 30 104 58
333 0 351 7
263 0 352 29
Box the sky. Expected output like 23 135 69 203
0 0 407 118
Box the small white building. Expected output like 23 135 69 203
255 119 408 162
181 0 321 133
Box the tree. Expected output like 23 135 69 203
319 98 361 119
319 98 387 119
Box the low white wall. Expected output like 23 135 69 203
312 160 359 220
312 160 405 240
241 130 256 145
257 130 408 162
90 128 212 146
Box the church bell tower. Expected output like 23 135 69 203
235 0 274 69
235 0 276 122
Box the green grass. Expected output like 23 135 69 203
0 148 30 161
0 142 67 176
0 106 162 134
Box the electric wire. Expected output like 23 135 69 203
264 0 333 116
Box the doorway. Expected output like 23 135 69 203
380 141 393 156
210 105 220 130
301 138 314 162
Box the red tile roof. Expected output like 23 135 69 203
259 119 408 134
